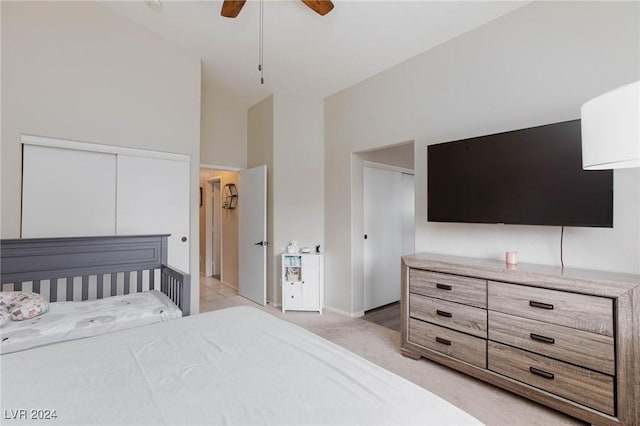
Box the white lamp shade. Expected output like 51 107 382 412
581 81 639 170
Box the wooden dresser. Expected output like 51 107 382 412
401 254 640 426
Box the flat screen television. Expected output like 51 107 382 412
427 119 613 227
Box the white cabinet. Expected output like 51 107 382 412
281 253 323 314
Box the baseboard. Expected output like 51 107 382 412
323 305 365 318
220 280 237 291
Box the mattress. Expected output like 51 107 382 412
0 290 181 354
1 306 483 425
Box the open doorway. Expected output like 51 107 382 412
351 141 415 322
199 168 240 289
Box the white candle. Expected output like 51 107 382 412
505 251 518 265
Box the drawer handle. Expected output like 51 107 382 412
529 300 554 310
530 333 555 344
529 367 554 380
436 283 452 291
436 310 452 318
435 337 452 346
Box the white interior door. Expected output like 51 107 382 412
22 144 117 237
364 165 403 311
116 154 190 272
238 165 267 305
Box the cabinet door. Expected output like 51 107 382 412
22 144 117 237
301 255 319 309
116 155 190 272
283 281 302 309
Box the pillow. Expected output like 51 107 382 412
0 291 49 321
0 308 9 327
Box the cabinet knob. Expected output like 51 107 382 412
291 295 294 298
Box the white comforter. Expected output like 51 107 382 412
1 306 483 425
0 290 181 354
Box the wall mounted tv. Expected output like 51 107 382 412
427 119 613 227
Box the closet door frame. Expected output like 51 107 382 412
21 134 189 163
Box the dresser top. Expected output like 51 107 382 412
403 253 640 298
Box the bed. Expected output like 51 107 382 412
1 235 190 352
1 235 482 425
1 306 483 425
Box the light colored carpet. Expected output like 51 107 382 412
200 296 586 426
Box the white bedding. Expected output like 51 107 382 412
0 290 181 354
0 306 482 425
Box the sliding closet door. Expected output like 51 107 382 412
116 155 190 272
363 165 403 311
22 144 116 237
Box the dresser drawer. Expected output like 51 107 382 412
409 318 486 368
410 270 486 308
410 293 487 338
488 342 615 416
488 311 614 375
488 281 613 336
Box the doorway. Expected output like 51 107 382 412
363 162 415 311
352 141 415 316
199 168 240 289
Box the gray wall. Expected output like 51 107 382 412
325 1 640 315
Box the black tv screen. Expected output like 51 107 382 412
427 119 613 227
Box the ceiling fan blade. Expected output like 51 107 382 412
221 0 247 18
301 0 334 16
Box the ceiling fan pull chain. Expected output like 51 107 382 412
258 0 264 84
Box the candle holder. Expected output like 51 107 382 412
505 251 518 267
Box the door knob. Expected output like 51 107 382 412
254 241 269 246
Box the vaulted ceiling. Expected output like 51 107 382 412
104 1 529 109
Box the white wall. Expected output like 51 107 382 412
247 94 325 305
273 94 325 304
200 84 247 169
1 2 202 312
325 1 640 315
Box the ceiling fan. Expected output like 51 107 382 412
221 0 334 18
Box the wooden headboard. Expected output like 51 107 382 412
0 234 191 315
